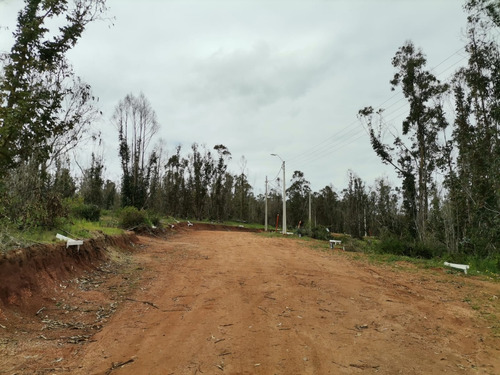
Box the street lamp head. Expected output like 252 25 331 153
271 153 284 162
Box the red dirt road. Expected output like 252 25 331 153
2 230 500 374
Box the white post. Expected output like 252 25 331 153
265 176 268 232
282 160 286 235
308 191 312 231
271 153 287 235
364 208 367 237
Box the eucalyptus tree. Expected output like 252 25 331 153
0 0 106 174
81 152 104 206
113 92 159 209
52 157 76 199
359 41 449 240
233 156 252 221
371 177 401 236
266 185 282 229
315 185 341 230
446 0 500 255
286 170 311 228
102 180 117 210
211 144 231 221
0 0 106 228
163 145 187 217
187 143 213 219
221 171 235 219
341 172 369 239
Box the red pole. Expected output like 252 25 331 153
276 214 279 232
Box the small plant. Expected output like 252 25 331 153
148 212 161 227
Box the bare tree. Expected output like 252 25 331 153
113 92 159 208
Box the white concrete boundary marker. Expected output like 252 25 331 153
444 261 470 274
56 233 84 251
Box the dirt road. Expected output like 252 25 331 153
2 230 500 374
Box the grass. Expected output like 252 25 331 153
259 230 500 279
59 219 124 238
0 216 125 253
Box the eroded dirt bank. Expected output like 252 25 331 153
0 232 139 314
1 229 500 374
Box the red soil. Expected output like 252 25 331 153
1 225 499 374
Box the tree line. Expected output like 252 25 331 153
358 0 499 257
0 0 498 261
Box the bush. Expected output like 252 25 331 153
376 235 407 256
309 225 331 241
376 234 443 259
407 241 434 259
71 203 101 222
119 206 150 229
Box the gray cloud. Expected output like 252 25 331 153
181 40 334 109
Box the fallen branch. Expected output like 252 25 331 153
258 306 268 314
125 298 159 309
349 363 380 369
105 359 135 375
36 307 46 316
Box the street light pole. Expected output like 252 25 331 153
265 176 268 232
271 153 286 235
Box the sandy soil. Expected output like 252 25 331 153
1 229 500 374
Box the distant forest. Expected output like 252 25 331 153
0 0 498 260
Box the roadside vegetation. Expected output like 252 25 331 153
0 1 498 277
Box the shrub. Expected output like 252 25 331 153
376 235 407 256
71 203 101 222
376 235 443 259
309 225 331 241
407 241 434 259
119 206 150 229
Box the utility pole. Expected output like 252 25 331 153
271 154 286 235
364 207 367 237
265 176 268 231
282 160 286 234
308 191 312 231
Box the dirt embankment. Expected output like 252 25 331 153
0 232 139 314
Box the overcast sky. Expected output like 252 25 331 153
0 0 469 194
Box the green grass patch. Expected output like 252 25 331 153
0 216 124 253
60 219 124 238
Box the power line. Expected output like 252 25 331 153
268 164 282 183
283 45 469 173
